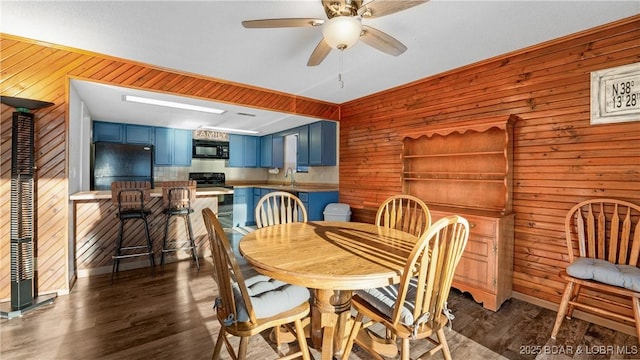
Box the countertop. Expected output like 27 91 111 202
70 183 338 201
69 186 233 201
228 182 338 193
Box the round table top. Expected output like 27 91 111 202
239 221 418 290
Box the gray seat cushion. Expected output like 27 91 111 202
355 278 419 326
233 274 310 322
566 257 640 292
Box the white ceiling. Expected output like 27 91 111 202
2 1 638 135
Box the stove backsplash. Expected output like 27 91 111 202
154 166 191 182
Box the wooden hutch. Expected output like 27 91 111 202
401 115 518 311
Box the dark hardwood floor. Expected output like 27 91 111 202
1 258 637 360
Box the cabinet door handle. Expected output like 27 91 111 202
469 222 476 228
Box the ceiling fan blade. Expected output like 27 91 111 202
242 18 324 28
360 25 407 56
358 0 429 18
307 38 332 66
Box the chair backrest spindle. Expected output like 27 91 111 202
255 191 308 228
376 195 431 237
565 198 640 266
392 215 469 331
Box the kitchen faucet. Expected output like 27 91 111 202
285 167 295 187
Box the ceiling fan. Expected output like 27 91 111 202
242 0 428 66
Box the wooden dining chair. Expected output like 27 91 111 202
376 194 432 237
341 215 469 360
202 208 311 360
254 191 309 346
551 198 640 341
255 191 308 229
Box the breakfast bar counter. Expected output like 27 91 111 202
69 186 232 277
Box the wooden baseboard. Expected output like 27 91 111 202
512 291 636 336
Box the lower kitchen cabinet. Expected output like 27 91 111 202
299 191 338 221
232 188 338 226
233 187 255 227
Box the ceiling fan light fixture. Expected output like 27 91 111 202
322 16 362 50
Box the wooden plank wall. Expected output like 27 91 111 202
0 34 339 300
339 15 640 308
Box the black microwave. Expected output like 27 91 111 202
192 140 229 159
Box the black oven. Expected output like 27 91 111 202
189 172 233 228
192 140 229 159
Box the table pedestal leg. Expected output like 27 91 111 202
311 289 353 360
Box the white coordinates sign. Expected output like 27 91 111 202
590 62 640 125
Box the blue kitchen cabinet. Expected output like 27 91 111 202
309 121 337 166
93 121 124 142
153 127 192 166
272 136 284 168
297 125 309 167
253 188 273 217
125 124 153 144
229 134 260 167
233 187 255 227
154 127 174 165
299 191 339 221
260 135 284 168
253 188 263 217
172 129 192 166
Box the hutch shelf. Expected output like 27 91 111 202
401 115 518 311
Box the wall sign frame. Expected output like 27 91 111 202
590 62 640 125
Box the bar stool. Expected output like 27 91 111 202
160 180 200 273
110 181 155 283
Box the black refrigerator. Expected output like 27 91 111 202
91 142 154 190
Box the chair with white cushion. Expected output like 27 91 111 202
202 208 311 360
551 198 640 341
341 215 469 360
254 191 309 346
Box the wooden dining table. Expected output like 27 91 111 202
239 221 418 360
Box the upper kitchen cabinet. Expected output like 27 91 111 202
94 121 153 145
296 124 309 167
309 121 336 166
172 129 192 166
229 134 259 167
93 121 124 143
125 124 153 144
260 134 284 168
153 127 192 166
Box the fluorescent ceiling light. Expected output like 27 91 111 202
199 126 259 135
123 95 226 114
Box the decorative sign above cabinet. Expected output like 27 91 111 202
590 62 639 125
193 129 229 141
